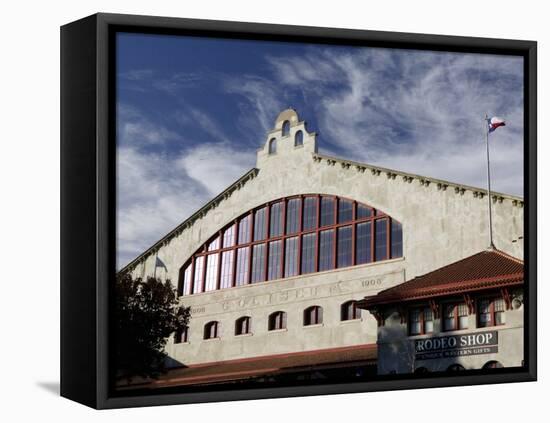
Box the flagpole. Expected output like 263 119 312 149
485 114 495 250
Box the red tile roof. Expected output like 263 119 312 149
358 249 523 308
118 343 377 390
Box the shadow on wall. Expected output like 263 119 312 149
378 324 417 374
378 325 505 374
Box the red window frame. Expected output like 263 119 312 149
477 297 506 328
442 302 469 332
408 306 434 336
178 195 404 296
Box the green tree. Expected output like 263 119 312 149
114 273 190 382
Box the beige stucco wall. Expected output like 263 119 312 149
127 109 524 366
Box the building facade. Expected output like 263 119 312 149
357 249 524 374
122 109 524 382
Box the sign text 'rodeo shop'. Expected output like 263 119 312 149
415 331 498 360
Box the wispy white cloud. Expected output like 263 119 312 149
176 143 256 196
116 106 255 268
117 104 183 147
223 75 284 135
116 46 524 268
175 107 230 143
264 48 524 195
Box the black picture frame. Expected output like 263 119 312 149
60 12 537 409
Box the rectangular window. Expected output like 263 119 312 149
479 298 506 327
338 199 353 223
409 307 433 335
301 233 316 274
337 226 353 268
319 229 335 271
204 254 219 291
182 263 192 296
424 308 434 334
391 220 403 258
254 207 267 241
251 243 266 283
220 250 234 289
409 309 421 335
320 196 335 226
494 298 506 325
478 299 492 327
356 222 372 264
269 202 283 237
267 240 282 280
356 204 372 219
235 247 249 286
443 304 456 331
192 256 204 294
237 215 251 244
223 224 236 248
286 198 301 234
284 236 299 277
458 303 469 329
375 218 388 261
302 197 317 230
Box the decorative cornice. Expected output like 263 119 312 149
119 168 260 274
311 153 523 203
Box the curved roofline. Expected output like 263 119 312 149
119 150 523 274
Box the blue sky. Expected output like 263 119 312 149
116 32 524 269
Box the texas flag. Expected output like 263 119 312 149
487 117 506 133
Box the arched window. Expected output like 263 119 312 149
447 364 465 372
178 195 404 296
282 120 290 137
268 138 277 154
268 311 287 331
174 326 189 344
483 360 503 369
235 316 251 335
294 130 303 146
341 300 361 321
204 321 219 339
304 305 323 326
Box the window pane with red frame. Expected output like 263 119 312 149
220 250 234 289
319 229 335 271
267 240 282 280
269 202 283 237
237 215 251 245
286 198 300 234
478 299 491 327
320 197 335 226
193 256 204 294
338 199 353 223
302 197 317 230
284 236 299 277
235 247 249 286
301 233 316 274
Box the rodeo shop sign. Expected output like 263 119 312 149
415 331 498 360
